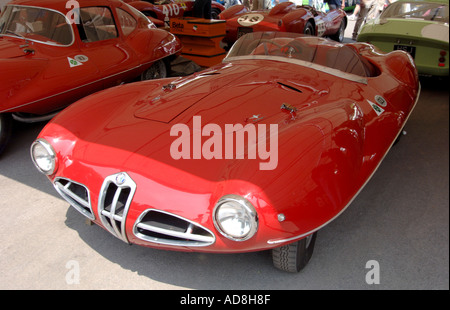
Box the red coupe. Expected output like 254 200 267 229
220 2 347 45
125 0 225 27
0 0 181 155
31 32 420 272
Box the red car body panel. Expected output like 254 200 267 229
35 33 420 254
220 2 347 44
0 0 182 116
125 0 225 27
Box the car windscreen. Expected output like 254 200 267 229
0 5 74 46
380 1 449 23
224 32 372 81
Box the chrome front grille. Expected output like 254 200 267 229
133 209 215 247
98 172 136 243
54 178 94 220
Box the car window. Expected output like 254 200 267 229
78 6 118 42
381 1 449 23
0 5 74 46
116 8 136 36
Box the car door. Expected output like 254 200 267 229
76 5 140 89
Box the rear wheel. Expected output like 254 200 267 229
330 20 346 42
272 232 317 272
303 21 315 36
0 113 13 156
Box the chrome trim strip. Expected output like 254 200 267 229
268 83 422 245
136 222 215 243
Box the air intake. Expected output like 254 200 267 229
133 209 215 247
54 178 94 220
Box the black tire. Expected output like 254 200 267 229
303 21 315 36
211 8 221 19
0 113 13 156
141 59 168 80
272 232 317 272
330 20 346 42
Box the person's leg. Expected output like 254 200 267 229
352 2 369 39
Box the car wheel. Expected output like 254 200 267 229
211 8 221 19
0 113 13 156
330 20 345 42
303 21 315 36
272 232 317 272
141 59 168 80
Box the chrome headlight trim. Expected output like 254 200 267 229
213 194 258 242
30 138 58 175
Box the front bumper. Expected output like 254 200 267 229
54 172 217 249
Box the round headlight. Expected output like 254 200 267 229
31 139 57 175
213 195 258 241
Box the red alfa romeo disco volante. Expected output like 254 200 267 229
31 32 420 272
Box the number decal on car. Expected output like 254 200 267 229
237 14 264 27
162 4 182 18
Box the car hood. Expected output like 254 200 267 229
45 61 333 184
133 62 319 125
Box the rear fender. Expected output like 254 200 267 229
218 4 249 20
384 51 419 89
281 10 310 33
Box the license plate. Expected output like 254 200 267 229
394 45 416 58
237 27 253 39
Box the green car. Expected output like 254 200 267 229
357 0 449 76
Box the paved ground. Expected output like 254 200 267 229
0 18 448 291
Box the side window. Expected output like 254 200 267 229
116 8 137 36
78 6 118 42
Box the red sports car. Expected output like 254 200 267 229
125 0 225 27
31 32 420 272
220 2 347 45
0 0 181 155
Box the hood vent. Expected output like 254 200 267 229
277 82 303 93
